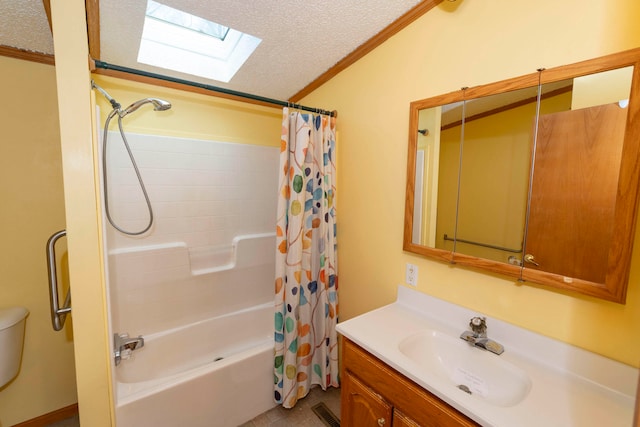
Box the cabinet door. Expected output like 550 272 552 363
342 370 392 427
525 103 626 282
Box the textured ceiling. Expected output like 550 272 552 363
0 0 53 55
0 0 424 100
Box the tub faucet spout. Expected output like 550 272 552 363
114 332 145 366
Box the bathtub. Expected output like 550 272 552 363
115 302 276 427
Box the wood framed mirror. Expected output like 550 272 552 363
404 48 640 303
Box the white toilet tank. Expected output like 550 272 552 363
0 306 28 388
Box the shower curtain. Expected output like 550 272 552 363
274 108 339 408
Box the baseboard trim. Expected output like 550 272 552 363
13 403 78 427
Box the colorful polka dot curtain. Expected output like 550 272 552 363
274 108 339 408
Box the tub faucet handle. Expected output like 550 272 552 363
114 332 145 366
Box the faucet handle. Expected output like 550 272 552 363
469 316 487 336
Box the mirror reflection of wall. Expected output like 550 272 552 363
412 103 462 248
571 66 632 109
435 104 463 251
412 108 441 246
454 87 538 263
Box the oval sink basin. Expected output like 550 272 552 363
398 329 531 407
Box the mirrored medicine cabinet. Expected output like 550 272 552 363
404 48 640 303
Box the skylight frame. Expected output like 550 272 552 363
137 0 261 83
145 1 230 41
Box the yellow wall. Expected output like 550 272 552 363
0 57 77 426
301 0 640 366
91 75 281 145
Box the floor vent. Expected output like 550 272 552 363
312 402 340 427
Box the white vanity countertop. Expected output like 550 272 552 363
336 286 638 427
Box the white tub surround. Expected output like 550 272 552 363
110 231 277 427
103 134 280 426
115 304 274 427
336 286 638 427
108 233 275 335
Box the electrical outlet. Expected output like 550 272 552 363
406 263 418 287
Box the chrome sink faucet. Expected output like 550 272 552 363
460 316 504 355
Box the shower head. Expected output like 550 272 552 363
119 98 172 117
92 81 171 118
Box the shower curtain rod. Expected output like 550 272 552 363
92 60 337 117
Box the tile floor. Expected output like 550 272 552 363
45 386 341 427
241 386 341 427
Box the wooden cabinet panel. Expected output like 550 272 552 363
393 409 422 427
341 338 479 427
343 370 392 427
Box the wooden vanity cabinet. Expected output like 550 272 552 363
342 372 393 426
341 338 479 427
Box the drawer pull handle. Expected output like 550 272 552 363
378 418 386 426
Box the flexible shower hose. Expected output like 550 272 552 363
101 108 154 236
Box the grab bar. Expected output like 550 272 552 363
46 230 71 331
443 233 522 254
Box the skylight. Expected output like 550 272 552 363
137 0 261 83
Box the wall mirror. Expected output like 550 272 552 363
404 48 640 303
